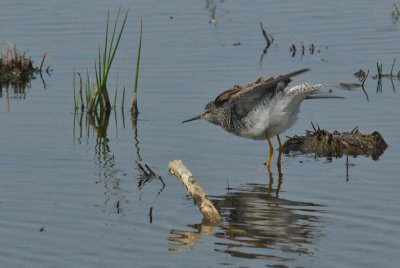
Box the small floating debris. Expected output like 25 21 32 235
289 42 325 58
340 70 369 90
339 82 364 90
340 69 369 100
392 3 399 21
354 69 367 80
283 124 388 160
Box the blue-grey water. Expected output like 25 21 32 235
1 1 399 267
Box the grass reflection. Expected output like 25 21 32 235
73 109 164 215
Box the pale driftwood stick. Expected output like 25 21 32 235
168 160 221 224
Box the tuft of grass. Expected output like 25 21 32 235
0 43 49 91
86 7 129 114
73 7 143 118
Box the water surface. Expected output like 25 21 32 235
1 1 399 267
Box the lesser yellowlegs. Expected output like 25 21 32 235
183 68 341 167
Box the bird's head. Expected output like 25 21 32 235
182 101 219 124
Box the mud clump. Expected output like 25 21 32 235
283 124 388 160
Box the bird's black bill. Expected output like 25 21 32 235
306 94 344 99
182 114 202 123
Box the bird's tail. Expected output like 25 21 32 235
285 83 343 99
285 83 322 96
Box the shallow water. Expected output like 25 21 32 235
1 1 400 267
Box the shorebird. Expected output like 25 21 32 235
182 68 340 167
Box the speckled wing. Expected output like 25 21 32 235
214 68 310 118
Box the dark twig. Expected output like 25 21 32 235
361 69 369 87
226 179 232 191
361 69 370 101
371 59 399 93
136 162 166 195
77 72 84 111
39 71 47 90
311 121 316 132
260 22 270 48
137 163 149 176
116 200 121 213
390 73 396 93
290 44 296 57
39 52 47 73
346 154 349 182
149 206 153 223
158 176 165 187
390 58 396 76
145 164 156 176
377 62 383 79
309 43 315 54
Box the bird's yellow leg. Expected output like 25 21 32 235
277 134 283 152
276 135 283 166
266 136 274 167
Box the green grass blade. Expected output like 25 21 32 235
121 104 126 129
103 9 110 80
96 6 128 109
94 60 100 90
114 88 118 108
97 45 102 89
121 86 126 110
113 73 119 108
134 18 143 94
86 84 90 106
73 70 78 110
105 8 129 81
86 70 91 106
108 7 122 67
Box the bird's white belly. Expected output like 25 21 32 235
241 96 301 140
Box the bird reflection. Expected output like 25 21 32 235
213 185 322 260
266 151 284 198
169 180 323 262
